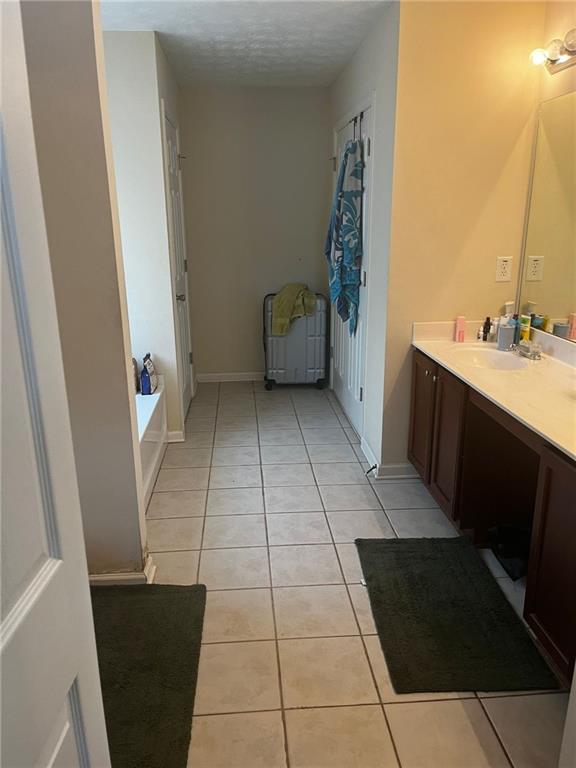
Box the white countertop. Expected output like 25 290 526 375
412 338 576 462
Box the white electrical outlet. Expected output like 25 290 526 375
496 257 513 282
526 255 544 282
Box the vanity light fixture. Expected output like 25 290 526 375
530 28 576 73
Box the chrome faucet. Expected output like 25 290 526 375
513 340 542 360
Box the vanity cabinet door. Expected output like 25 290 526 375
408 350 437 482
525 447 576 680
429 367 467 518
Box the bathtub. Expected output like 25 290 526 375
135 377 167 506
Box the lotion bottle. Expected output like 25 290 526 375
454 316 466 343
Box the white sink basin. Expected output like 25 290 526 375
446 345 528 371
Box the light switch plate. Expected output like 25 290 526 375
496 257 513 282
526 255 544 282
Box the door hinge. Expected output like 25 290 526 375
367 137 371 157
362 271 367 288
184 259 188 272
189 352 193 365
359 387 364 402
177 153 186 171
330 346 334 359
331 156 337 172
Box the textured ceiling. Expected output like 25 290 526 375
100 1 389 86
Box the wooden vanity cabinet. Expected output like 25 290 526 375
525 447 576 678
407 350 437 481
408 350 465 518
408 347 576 681
429 367 467 519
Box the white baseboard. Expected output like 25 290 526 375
143 554 156 584
167 430 185 442
360 437 379 470
89 554 156 586
373 461 419 481
197 371 264 382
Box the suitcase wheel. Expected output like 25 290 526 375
315 379 325 390
265 380 274 391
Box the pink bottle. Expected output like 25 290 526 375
455 316 466 343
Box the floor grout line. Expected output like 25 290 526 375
475 694 516 768
194 381 219 584
259 385 291 768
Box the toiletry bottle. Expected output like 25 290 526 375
512 314 520 345
482 317 491 342
569 313 576 341
454 316 466 343
477 326 484 341
497 319 515 351
519 314 531 342
490 317 499 342
504 301 514 316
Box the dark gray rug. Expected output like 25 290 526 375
91 584 206 768
355 537 559 692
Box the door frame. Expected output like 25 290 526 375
329 92 375 440
160 98 194 429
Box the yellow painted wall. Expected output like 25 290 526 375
382 1 546 468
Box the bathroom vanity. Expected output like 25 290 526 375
408 336 576 682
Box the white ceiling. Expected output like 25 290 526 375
100 1 389 87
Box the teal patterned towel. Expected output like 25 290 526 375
324 139 364 335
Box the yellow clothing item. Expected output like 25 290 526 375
272 283 316 336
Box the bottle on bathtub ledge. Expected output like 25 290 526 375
454 316 466 343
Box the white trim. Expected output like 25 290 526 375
89 571 146 586
143 554 156 584
360 437 379 470
167 430 185 442
197 371 264 383
89 554 155 586
373 462 419 481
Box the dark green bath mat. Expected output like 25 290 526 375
355 537 559 693
91 584 206 768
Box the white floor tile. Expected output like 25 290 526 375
262 463 315 487
264 485 324 513
206 487 264 515
209 466 262 489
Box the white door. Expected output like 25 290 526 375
163 111 193 417
1 4 110 766
331 107 373 436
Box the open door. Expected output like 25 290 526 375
330 106 373 436
1 4 110 765
163 108 193 419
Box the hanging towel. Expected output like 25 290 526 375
272 283 316 336
324 139 364 335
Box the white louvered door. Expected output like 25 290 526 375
330 106 372 436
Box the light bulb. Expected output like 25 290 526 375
546 38 564 61
564 28 576 53
529 48 548 65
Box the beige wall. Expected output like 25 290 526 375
104 32 184 435
330 3 400 465
180 86 331 375
381 1 546 469
22 2 145 573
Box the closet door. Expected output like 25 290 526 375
330 107 372 437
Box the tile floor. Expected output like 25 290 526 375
148 381 568 768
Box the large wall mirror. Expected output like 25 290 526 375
519 91 575 341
